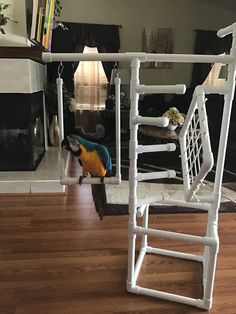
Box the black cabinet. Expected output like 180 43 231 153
0 92 45 171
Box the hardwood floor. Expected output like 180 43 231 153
0 157 236 313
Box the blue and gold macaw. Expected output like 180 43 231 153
62 134 112 220
62 134 112 182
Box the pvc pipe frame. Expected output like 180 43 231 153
133 116 169 127
42 52 234 64
58 74 121 185
133 226 217 246
43 22 236 310
126 22 236 311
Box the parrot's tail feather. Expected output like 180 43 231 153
91 184 106 220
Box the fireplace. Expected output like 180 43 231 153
0 91 45 171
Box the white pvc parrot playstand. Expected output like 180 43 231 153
42 22 236 310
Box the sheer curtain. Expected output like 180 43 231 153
48 22 120 94
74 46 108 110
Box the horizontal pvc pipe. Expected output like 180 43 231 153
60 176 121 185
193 195 215 204
136 193 169 207
43 52 145 62
42 52 234 64
135 84 186 94
133 226 217 246
144 54 233 64
133 116 169 127
162 199 210 211
131 286 206 309
136 170 176 181
146 246 204 262
217 22 236 38
137 143 176 154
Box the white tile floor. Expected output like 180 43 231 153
0 148 69 194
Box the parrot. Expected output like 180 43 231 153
61 134 112 220
62 134 112 180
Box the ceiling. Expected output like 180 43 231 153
195 0 236 11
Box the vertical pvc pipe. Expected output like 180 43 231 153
141 204 149 249
203 27 236 309
203 243 218 310
56 77 65 177
114 76 121 181
56 77 65 144
127 58 140 291
213 30 236 215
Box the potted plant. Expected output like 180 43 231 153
0 3 18 34
162 107 185 130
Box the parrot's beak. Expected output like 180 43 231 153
67 136 80 153
61 137 70 151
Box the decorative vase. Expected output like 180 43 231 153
167 122 177 131
49 115 60 146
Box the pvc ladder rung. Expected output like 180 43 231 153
145 246 204 262
133 226 217 245
135 83 186 95
136 170 176 182
133 116 169 127
137 143 176 154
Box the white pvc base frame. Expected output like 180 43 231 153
126 209 217 310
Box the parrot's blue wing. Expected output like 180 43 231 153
95 144 112 174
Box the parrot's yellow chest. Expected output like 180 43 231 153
78 144 106 176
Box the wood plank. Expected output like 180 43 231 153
0 161 235 313
0 47 44 63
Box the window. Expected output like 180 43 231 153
74 46 108 110
203 63 226 87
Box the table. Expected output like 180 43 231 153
138 125 180 143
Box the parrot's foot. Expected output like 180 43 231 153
79 175 87 185
100 176 104 184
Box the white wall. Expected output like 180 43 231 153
2 0 234 86
0 0 28 46
61 0 236 86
